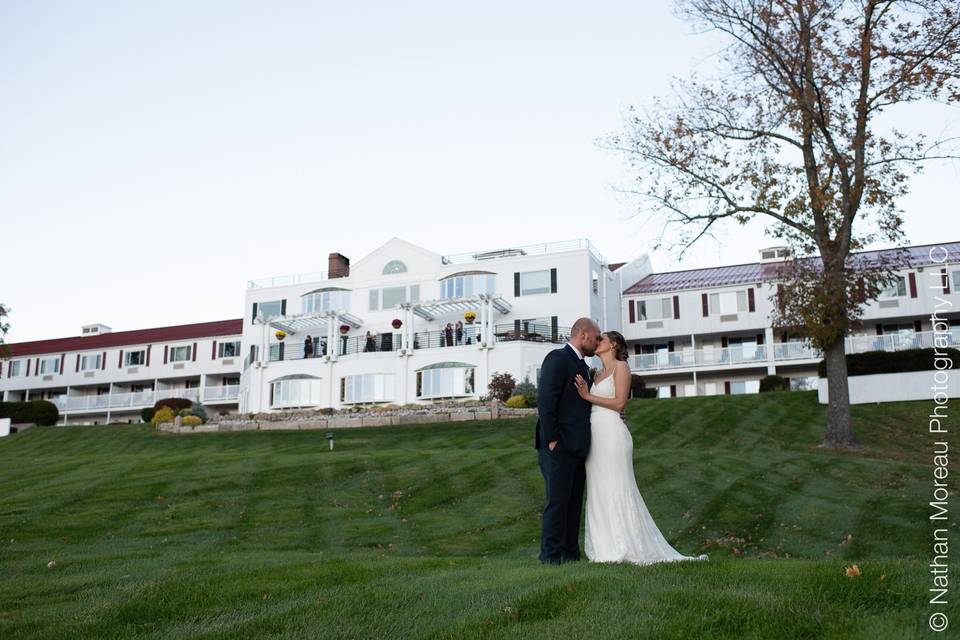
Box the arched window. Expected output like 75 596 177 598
383 260 408 275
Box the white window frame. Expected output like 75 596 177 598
417 366 476 399
952 270 959 291
125 350 146 366
39 356 60 374
341 373 395 404
879 275 907 298
8 360 22 377
708 290 748 315
170 345 192 362
80 353 102 371
303 290 351 314
440 274 494 300
638 297 672 321
271 377 321 408
218 341 241 358
368 285 420 311
519 270 551 296
258 300 284 320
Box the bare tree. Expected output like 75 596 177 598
609 0 959 449
0 303 10 361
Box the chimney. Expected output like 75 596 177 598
328 252 350 279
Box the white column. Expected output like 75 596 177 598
765 326 776 374
690 333 697 392
199 373 207 403
106 383 113 424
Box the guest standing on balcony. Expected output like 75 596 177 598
455 320 463 345
444 323 454 347
365 331 376 352
304 335 314 359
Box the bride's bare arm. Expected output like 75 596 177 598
573 362 631 412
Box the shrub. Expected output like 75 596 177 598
151 407 176 428
141 407 155 423
759 374 789 392
630 375 658 399
505 395 528 408
488 372 516 402
181 415 203 427
190 402 208 423
514 376 537 407
154 397 193 413
0 400 59 426
816 347 960 377
177 408 192 417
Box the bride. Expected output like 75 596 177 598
573 330 707 565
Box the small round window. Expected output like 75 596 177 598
383 260 407 274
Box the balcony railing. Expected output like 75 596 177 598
628 329 960 373
255 323 572 365
48 386 240 412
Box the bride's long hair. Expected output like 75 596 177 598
603 331 629 362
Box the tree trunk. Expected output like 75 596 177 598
822 338 859 449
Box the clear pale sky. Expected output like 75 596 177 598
2 1 958 342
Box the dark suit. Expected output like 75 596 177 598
535 343 592 563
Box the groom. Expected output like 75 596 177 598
535 317 601 564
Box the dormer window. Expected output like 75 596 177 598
383 260 407 275
440 271 495 299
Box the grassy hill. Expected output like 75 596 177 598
0 391 951 639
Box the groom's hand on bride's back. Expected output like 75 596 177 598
548 440 557 451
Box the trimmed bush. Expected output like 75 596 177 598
151 407 176 428
505 395 528 408
759 374 789 392
154 397 193 413
488 372 516 403
817 347 960 377
181 415 203 427
0 400 59 426
177 408 192 417
141 407 155 423
514 377 537 408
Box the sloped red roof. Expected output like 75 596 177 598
624 241 960 295
1 319 243 358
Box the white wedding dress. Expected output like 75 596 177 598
584 374 708 565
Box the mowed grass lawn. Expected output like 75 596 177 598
0 390 953 639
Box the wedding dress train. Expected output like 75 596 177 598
584 374 708 565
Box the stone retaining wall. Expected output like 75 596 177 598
158 407 537 434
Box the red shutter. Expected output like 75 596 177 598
147 345 152 366
118 350 124 368
0 362 3 377
908 272 917 298
724 381 731 395
914 320 922 333
211 341 217 360
26 359 31 376
60 353 65 374
747 287 755 312
101 351 106 370
164 346 169 364
75 354 80 372
34 358 39 375
876 324 884 335
701 293 709 316
673 295 680 319
192 342 197 361
776 284 785 312
943 268 951 294
628 300 635 323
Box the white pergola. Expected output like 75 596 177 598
258 311 364 362
395 293 511 351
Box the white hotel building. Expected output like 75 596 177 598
0 237 957 424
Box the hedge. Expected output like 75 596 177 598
817 347 960 378
759 374 789 392
0 400 60 426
